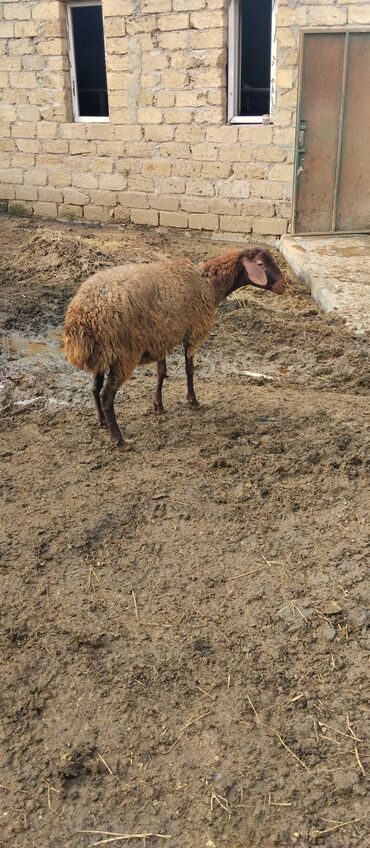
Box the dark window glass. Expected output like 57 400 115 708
71 4 109 118
240 0 272 116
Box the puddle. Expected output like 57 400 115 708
13 396 69 409
0 327 64 359
15 396 44 406
313 245 370 258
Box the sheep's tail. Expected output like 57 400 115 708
64 320 106 373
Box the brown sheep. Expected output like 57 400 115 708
64 247 286 447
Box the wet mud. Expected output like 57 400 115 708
0 217 369 848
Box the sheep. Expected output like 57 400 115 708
64 247 286 447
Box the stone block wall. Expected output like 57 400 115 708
0 0 368 238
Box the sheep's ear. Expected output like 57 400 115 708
241 256 268 287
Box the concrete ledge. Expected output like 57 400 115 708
281 234 370 334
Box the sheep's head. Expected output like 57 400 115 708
239 248 286 295
203 247 286 302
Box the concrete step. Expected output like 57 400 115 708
280 234 370 334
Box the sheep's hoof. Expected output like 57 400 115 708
187 397 200 409
153 403 165 415
115 439 133 451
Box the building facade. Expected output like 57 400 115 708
0 0 369 240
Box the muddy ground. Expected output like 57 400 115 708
0 216 369 848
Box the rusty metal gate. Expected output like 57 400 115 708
293 29 370 235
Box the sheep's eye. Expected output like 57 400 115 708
256 260 264 267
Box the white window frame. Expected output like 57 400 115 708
227 0 276 125
66 0 109 123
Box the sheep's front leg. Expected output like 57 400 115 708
92 372 106 428
101 364 125 447
184 346 200 408
153 358 167 415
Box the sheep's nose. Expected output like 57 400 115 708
272 278 286 294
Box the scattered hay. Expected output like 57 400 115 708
0 225 300 295
0 227 160 289
0 229 116 286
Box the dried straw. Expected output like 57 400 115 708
164 711 210 755
77 831 171 847
246 694 310 772
312 818 363 838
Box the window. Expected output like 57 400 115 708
228 0 276 124
66 1 109 122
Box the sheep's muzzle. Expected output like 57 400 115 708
268 277 286 295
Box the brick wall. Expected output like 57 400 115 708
0 0 368 239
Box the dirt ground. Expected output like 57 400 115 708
0 216 369 848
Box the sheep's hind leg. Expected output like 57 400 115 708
184 345 200 408
153 358 167 415
92 372 106 428
101 364 125 447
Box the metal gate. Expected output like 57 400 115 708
293 29 370 235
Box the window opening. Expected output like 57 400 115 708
228 0 275 124
67 2 109 122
